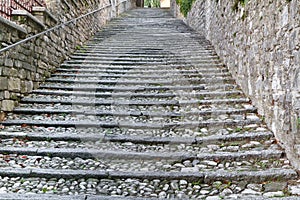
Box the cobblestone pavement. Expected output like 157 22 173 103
1 8 300 199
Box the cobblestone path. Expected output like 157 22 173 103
1 8 300 200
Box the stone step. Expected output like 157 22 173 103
12 107 257 117
19 97 250 106
78 48 216 54
0 131 273 145
45 77 235 85
0 170 296 198
83 40 211 44
38 84 238 92
70 54 219 59
11 105 258 126
55 67 229 73
31 90 243 98
66 56 220 63
0 123 273 138
60 63 224 69
52 72 232 79
0 149 290 175
0 131 279 158
0 167 296 183
73 50 217 56
1 118 261 129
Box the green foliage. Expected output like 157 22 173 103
232 0 248 12
145 0 160 7
176 0 196 17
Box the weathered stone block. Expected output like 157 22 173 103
0 92 4 100
4 59 14 67
9 68 18 77
4 91 10 99
8 78 21 92
1 100 15 111
0 77 8 90
26 81 33 93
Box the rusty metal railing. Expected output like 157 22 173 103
0 0 46 19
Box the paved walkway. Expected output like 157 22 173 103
1 8 300 199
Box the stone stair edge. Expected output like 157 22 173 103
0 131 273 144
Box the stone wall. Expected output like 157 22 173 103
44 0 137 22
0 0 135 112
44 0 110 22
0 17 27 48
171 0 300 168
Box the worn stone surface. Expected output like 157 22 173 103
0 8 299 199
171 0 300 169
1 100 15 111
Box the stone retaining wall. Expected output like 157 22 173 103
171 0 300 168
0 17 27 48
0 0 136 112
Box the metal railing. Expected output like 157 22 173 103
0 0 46 19
0 4 112 53
0 0 131 53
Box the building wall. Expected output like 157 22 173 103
171 0 300 168
160 0 170 8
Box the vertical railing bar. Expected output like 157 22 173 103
0 0 46 19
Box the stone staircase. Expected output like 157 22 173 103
0 8 300 199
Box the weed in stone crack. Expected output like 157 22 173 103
232 0 248 12
256 161 268 169
283 187 292 196
213 181 222 189
219 143 226 149
260 115 266 122
222 181 232 189
61 113 67 117
234 127 243 132
241 11 248 21
229 142 241 146
192 180 202 185
170 105 175 111
20 178 25 184
75 45 81 50
42 188 48 193
79 49 86 53
105 129 113 134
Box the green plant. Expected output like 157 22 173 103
232 0 248 12
75 45 81 50
145 0 160 7
199 95 204 100
241 11 248 21
192 179 202 185
176 0 196 17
